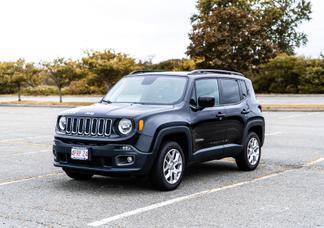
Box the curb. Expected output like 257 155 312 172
263 109 324 112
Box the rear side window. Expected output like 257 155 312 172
194 79 220 106
220 79 241 104
239 80 248 97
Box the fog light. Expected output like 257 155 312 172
116 155 135 166
127 156 133 163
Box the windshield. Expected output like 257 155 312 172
103 76 187 105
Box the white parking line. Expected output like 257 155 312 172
0 172 62 187
0 149 50 158
278 112 319 120
304 157 324 167
87 170 291 227
88 157 324 227
265 132 282 136
0 135 52 143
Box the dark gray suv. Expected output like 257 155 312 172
53 69 265 190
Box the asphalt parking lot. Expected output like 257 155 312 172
0 107 323 227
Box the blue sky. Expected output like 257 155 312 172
0 0 322 63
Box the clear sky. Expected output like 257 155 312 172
0 0 322 63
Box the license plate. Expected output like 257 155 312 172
71 147 89 160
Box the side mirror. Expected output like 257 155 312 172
198 96 215 109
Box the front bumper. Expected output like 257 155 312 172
53 139 154 176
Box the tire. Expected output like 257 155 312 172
236 132 261 171
150 141 185 191
63 168 94 180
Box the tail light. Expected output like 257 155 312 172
258 104 262 112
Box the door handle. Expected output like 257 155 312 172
241 108 250 114
216 112 225 118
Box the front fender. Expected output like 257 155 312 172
143 125 193 170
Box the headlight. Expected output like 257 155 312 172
118 118 133 135
58 116 67 131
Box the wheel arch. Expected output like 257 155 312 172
150 125 193 166
244 118 265 146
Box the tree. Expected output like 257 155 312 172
44 58 82 102
250 54 324 94
0 60 26 101
299 58 324 93
187 0 311 71
24 63 43 88
81 50 138 92
152 59 196 71
251 53 305 93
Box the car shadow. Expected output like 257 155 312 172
54 160 240 193
185 160 239 180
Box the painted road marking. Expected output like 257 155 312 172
0 172 63 187
304 157 324 167
278 112 319 120
0 149 50 158
87 170 290 227
265 132 282 136
0 135 52 143
88 157 324 227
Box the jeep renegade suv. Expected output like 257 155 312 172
53 69 265 190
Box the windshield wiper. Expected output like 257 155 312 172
101 99 112 104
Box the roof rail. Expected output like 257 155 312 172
189 69 243 76
129 70 163 75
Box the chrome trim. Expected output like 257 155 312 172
78 118 84 135
97 118 104 136
91 118 97 136
64 117 112 137
71 118 77 134
105 119 112 136
66 117 72 134
84 118 91 135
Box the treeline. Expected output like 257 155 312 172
1 0 321 102
0 50 196 102
0 50 323 102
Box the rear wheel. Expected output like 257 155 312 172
63 168 94 180
236 132 261 171
150 141 185 191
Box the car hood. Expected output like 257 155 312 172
60 103 174 118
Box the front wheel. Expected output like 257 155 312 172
63 168 94 180
236 132 261 171
150 141 185 191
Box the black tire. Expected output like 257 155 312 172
150 141 185 191
236 132 261 171
63 168 94 180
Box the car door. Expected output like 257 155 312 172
190 78 227 161
219 78 246 154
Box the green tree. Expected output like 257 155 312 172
187 0 311 71
24 63 43 88
81 50 138 92
299 58 324 93
0 60 42 100
44 58 82 102
251 54 324 94
152 59 196 71
251 53 305 93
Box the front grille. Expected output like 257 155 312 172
64 117 112 137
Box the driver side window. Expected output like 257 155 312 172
191 79 220 107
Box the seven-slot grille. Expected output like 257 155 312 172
65 117 112 136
